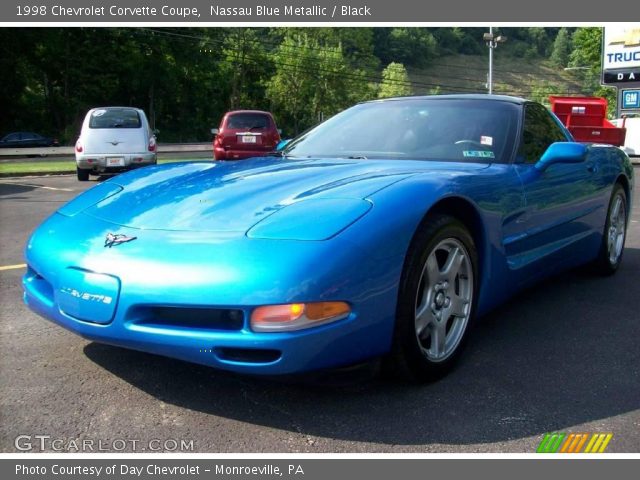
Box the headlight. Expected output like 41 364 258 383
247 198 372 241
58 182 123 217
251 302 351 332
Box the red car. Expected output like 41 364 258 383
212 110 281 160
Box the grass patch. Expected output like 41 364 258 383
0 158 197 175
0 160 76 174
408 54 583 99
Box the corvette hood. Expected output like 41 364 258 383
82 158 488 232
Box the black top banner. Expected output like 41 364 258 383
1 0 639 22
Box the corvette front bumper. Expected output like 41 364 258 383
22 214 400 375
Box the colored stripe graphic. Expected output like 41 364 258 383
537 433 613 453
573 434 590 453
585 433 614 453
536 433 566 453
558 433 589 453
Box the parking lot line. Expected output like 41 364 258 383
0 182 73 192
0 263 26 271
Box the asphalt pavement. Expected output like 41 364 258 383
0 173 639 453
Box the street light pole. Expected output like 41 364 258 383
488 27 493 94
483 28 507 95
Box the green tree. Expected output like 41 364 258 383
266 32 372 134
569 27 602 69
378 62 412 98
374 28 436 67
221 28 271 110
569 27 617 116
550 28 571 67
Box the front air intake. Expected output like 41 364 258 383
134 306 244 331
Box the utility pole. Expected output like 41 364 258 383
483 28 507 95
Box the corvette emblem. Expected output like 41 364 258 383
104 233 137 248
108 141 122 146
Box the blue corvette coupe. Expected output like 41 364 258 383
23 95 633 382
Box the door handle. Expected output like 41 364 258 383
587 163 598 173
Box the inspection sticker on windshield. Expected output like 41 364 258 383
463 150 495 158
480 136 493 146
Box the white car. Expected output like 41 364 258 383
612 116 640 157
75 107 157 181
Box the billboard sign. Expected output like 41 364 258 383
602 26 640 85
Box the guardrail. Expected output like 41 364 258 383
0 143 211 156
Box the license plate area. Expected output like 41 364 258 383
106 157 125 167
55 268 120 324
240 135 257 144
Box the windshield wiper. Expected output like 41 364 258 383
266 151 298 158
346 155 367 159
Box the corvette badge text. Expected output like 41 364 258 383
59 287 113 305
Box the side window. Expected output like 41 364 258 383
5 133 21 141
519 104 568 163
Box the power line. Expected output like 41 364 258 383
145 27 586 81
132 28 587 99
135 28 480 93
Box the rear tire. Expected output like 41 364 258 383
76 167 90 182
386 214 478 382
594 184 627 275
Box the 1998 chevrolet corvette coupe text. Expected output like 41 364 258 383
23 95 634 381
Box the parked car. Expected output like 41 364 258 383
0 132 59 148
212 110 281 160
612 116 640 157
24 95 633 382
75 107 157 181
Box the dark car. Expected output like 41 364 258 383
0 132 59 148
212 110 281 160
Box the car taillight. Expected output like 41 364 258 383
75 140 83 153
148 136 156 152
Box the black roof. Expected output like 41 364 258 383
367 94 529 105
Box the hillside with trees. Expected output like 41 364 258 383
0 27 614 143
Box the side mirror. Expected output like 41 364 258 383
535 142 587 171
275 139 291 151
211 128 219 135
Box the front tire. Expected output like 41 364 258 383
76 167 90 182
594 184 627 275
387 214 478 382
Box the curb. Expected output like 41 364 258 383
0 171 74 178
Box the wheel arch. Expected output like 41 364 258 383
413 195 489 305
615 173 631 221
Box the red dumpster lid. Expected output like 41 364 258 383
549 96 608 114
